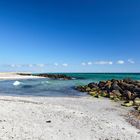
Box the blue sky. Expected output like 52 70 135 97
0 0 140 72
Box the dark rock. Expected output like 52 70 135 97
111 82 123 93
19 73 73 80
98 81 106 90
75 78 140 110
111 79 118 83
85 87 91 92
123 90 134 100
112 90 122 98
104 81 112 93
123 78 134 84
134 87 140 93
88 82 98 89
118 82 135 92
75 86 86 92
46 120 51 123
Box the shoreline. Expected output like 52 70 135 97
0 95 140 140
0 72 43 80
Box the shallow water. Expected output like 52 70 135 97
0 73 140 97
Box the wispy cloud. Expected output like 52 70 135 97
128 59 135 64
87 62 92 65
117 60 125 64
81 61 113 66
35 64 45 67
5 64 46 68
3 63 70 68
81 62 86 66
6 64 22 68
28 64 34 67
62 63 68 67
94 61 113 65
54 63 59 66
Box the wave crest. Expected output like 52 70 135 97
13 81 21 86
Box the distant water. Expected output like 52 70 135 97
0 73 140 97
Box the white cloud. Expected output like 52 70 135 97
8 64 22 68
128 59 135 64
87 62 92 65
10 64 16 67
4 64 47 68
54 63 59 66
81 62 86 66
36 64 45 67
117 60 125 64
94 61 113 65
28 64 34 67
62 63 68 67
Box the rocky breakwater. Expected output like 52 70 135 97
35 73 72 80
76 78 140 112
18 73 72 80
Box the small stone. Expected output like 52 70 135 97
89 91 97 97
137 106 140 112
85 87 91 92
114 98 120 102
112 90 122 97
46 120 51 123
134 98 140 106
121 101 134 107
101 92 108 97
94 94 101 98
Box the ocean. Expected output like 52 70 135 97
0 73 140 97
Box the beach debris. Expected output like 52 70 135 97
13 81 21 86
76 78 140 111
46 120 51 123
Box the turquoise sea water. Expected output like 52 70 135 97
0 73 140 97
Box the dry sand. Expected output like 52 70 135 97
0 96 140 140
0 72 41 80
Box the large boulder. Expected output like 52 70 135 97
89 91 98 97
98 81 106 90
111 82 123 93
118 82 135 92
104 81 112 92
88 82 98 89
134 87 140 93
123 90 135 100
112 90 122 98
76 86 86 92
123 78 134 84
109 92 117 100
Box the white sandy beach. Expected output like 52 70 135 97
0 72 41 80
0 96 140 140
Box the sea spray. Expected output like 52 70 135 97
13 81 21 86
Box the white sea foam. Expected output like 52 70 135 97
41 81 50 84
13 81 21 86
